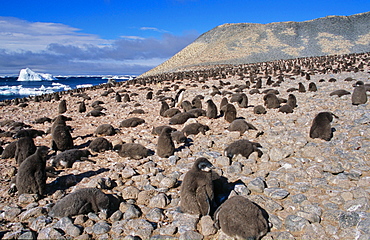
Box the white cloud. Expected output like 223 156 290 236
140 27 169 33
0 16 112 52
0 17 199 75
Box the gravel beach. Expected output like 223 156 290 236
0 53 369 239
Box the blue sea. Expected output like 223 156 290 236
0 75 135 102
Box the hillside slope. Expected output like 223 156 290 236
141 11 370 77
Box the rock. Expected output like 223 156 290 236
297 211 321 223
284 215 310 233
272 231 295 240
269 214 283 230
358 217 370 234
109 210 123 222
65 225 83 237
215 156 230 166
18 194 39 204
87 212 100 221
301 222 327 240
2 206 22 221
92 221 111 235
291 194 307 204
323 161 345 174
124 219 154 239
37 227 65 239
200 215 217 236
339 211 360 228
146 208 164 222
264 187 290 199
123 204 141 220
121 167 137 179
158 225 177 235
268 146 293 162
173 212 199 234
148 193 169 208
159 177 178 189
121 186 140 200
30 216 53 232
137 190 158 205
18 231 37 239
179 230 204 240
344 197 369 212
247 177 266 193
53 217 73 230
19 207 45 221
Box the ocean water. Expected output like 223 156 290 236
0 76 133 102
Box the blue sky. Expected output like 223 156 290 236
0 0 369 76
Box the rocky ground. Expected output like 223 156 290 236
0 59 369 239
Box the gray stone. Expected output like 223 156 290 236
37 227 65 239
179 230 203 240
215 156 230 166
92 221 111 235
54 217 73 228
300 204 322 217
266 178 280 188
284 215 310 233
297 211 321 223
19 207 45 221
301 223 327 240
145 208 164 222
18 231 36 240
18 194 39 204
269 214 283 230
123 205 141 220
272 231 295 240
264 187 290 199
30 216 53 232
339 211 360 228
200 215 217 236
121 186 140 200
323 161 345 174
173 212 199 234
159 177 178 189
158 225 177 235
124 219 154 239
344 197 369 212
168 155 179 165
87 212 100 221
2 206 22 221
148 193 169 208
268 146 293 162
291 194 307 204
109 210 123 222
65 224 82 237
226 161 242 174
247 177 266 193
358 217 370 234
121 167 137 179
233 183 250 196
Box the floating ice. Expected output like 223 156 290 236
0 84 71 97
76 84 93 88
17 68 57 81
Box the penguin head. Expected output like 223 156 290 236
195 157 214 172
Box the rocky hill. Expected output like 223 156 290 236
141 11 370 77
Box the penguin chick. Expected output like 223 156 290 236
180 157 215 216
49 188 109 218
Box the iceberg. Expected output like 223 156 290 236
17 68 57 81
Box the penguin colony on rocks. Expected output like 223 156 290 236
0 51 369 239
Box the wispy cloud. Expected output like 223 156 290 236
140 27 169 33
0 17 199 75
